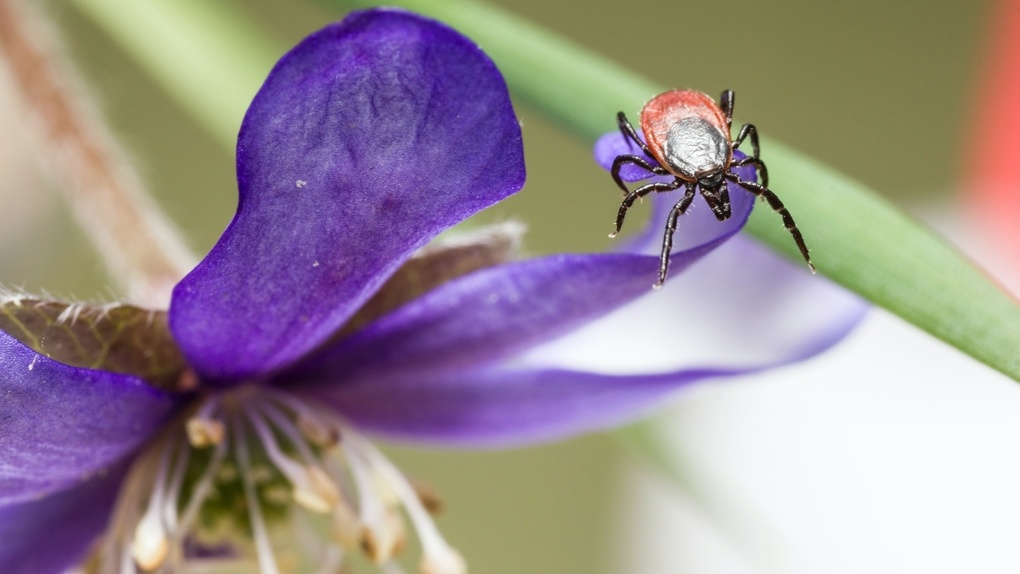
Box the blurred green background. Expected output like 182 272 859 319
0 0 988 572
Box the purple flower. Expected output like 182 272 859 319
0 8 864 574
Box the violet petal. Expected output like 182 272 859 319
283 186 753 384
0 463 126 574
0 330 178 503
302 366 731 446
301 261 864 446
593 130 663 182
299 139 866 445
518 234 867 375
170 9 525 382
299 290 859 447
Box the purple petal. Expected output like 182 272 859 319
519 235 867 374
287 254 652 382
170 9 525 382
300 262 864 447
0 463 126 574
593 130 663 182
302 366 730 446
283 187 754 384
0 330 179 503
299 204 865 446
299 299 859 447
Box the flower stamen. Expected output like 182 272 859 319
233 414 281 574
290 398 465 573
349 435 466 574
176 423 229 537
262 387 340 448
160 437 191 535
381 560 410 574
329 487 364 550
346 446 406 563
256 399 324 464
185 396 225 447
130 433 177 571
244 400 340 513
92 387 464 573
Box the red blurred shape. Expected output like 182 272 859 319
967 0 1020 270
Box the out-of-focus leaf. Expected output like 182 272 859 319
0 298 187 390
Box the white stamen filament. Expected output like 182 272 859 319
314 546 344 574
161 438 191 534
346 447 404 563
118 541 134 574
233 414 281 574
256 399 321 464
298 414 341 448
318 454 365 549
262 387 339 448
295 401 463 572
381 560 409 574
255 405 356 542
175 427 229 539
350 436 466 574
130 433 177 571
245 401 340 513
293 508 347 574
97 433 156 574
330 490 363 549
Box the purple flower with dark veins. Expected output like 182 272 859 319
0 8 865 574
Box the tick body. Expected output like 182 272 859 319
610 89 814 288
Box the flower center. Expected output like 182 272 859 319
90 384 464 574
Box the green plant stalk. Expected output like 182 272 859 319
70 0 1020 384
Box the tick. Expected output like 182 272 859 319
609 89 814 288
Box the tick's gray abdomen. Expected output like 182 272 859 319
662 117 729 179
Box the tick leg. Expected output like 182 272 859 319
730 155 769 188
655 182 698 289
611 178 683 238
720 90 735 130
611 154 671 194
733 123 761 160
618 111 656 157
726 173 815 273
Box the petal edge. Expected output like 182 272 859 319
0 330 178 503
171 9 525 381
